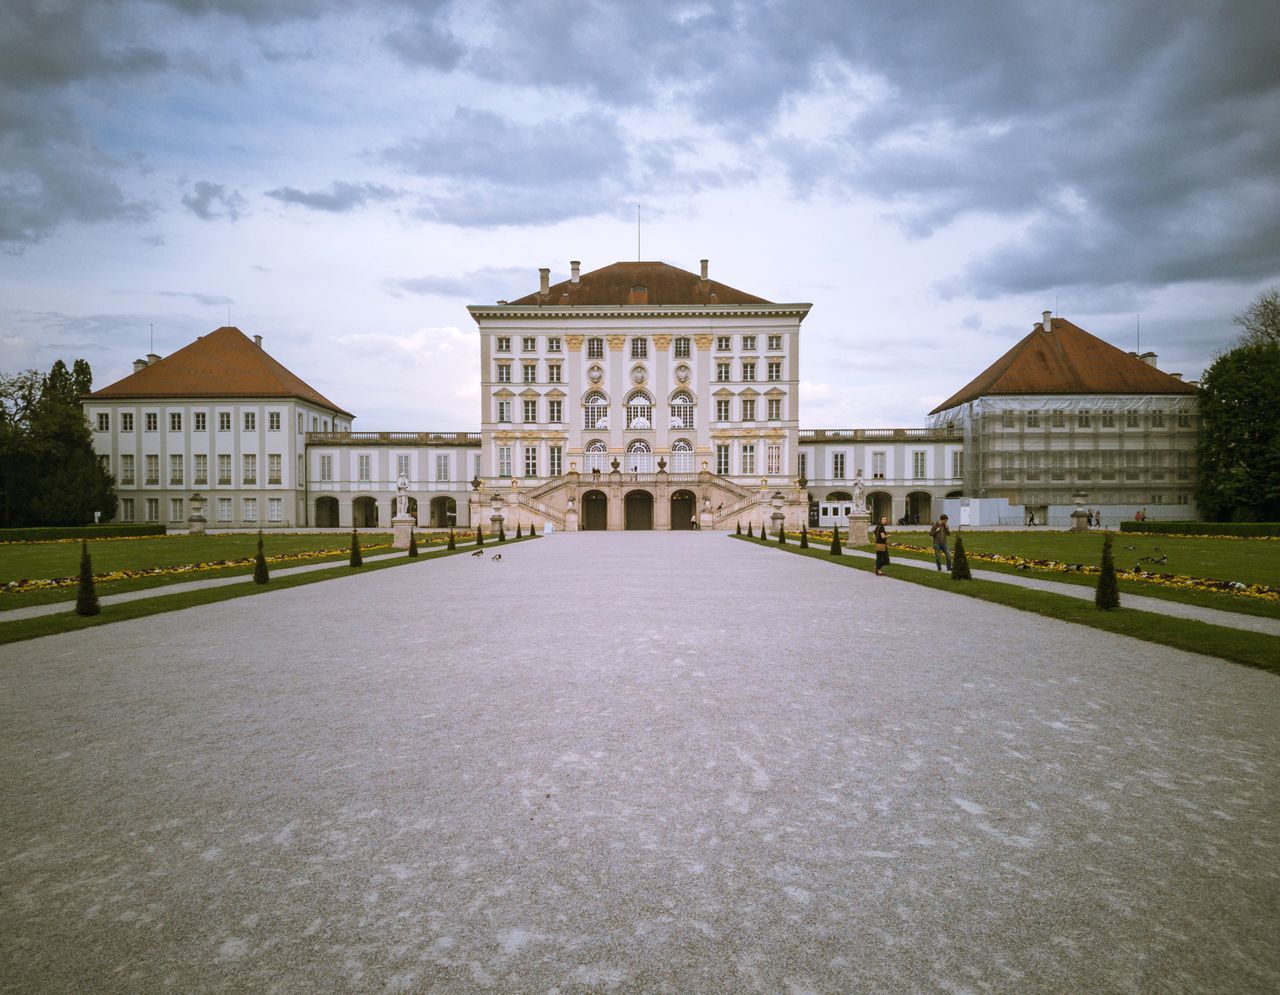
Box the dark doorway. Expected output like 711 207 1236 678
352 495 379 527
670 490 696 530
430 495 456 528
315 496 339 527
625 490 653 530
583 490 608 530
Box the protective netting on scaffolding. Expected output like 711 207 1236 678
928 394 1197 431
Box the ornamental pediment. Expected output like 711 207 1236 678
519 388 540 398
544 388 567 398
492 388 515 398
738 387 760 398
764 387 786 397
713 387 734 398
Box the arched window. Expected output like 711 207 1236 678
625 390 652 430
583 391 608 430
670 438 694 474
670 391 694 429
626 439 653 473
585 438 608 473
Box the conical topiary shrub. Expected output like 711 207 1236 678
777 523 786 544
447 529 456 550
253 530 270 583
476 525 485 546
515 522 522 539
761 522 770 540
498 521 506 543
747 522 754 538
829 524 842 556
1095 532 1120 610
350 529 363 567
800 524 809 549
75 540 99 616
736 521 741 535
951 534 971 580
408 530 419 558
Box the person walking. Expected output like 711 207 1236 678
873 516 890 576
929 513 952 571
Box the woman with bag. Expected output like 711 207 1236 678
873 516 890 576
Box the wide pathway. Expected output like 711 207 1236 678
2 533 1277 993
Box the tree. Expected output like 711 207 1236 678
777 522 786 544
253 530 269 583
1233 286 1280 347
951 535 972 580
349 530 362 567
736 521 741 535
75 540 100 616
829 524 842 556
407 530 419 558
498 521 506 542
1095 532 1120 609
1195 339 1280 521
800 524 809 548
515 521 522 539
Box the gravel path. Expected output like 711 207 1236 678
2 532 1277 993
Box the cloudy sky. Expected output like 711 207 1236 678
3 0 1278 429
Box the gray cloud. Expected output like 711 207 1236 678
265 181 401 212
0 2 169 87
384 3 462 70
158 291 234 306
384 266 533 301
181 181 246 221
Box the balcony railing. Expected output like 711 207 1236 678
800 427 962 441
305 431 482 445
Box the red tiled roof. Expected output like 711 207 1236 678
930 317 1197 414
88 326 354 417
507 261 773 306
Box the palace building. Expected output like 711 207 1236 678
83 259 1199 530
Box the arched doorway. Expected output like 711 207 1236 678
582 490 608 530
867 491 892 524
906 491 932 525
670 489 696 530
352 495 379 528
625 490 654 530
430 495 456 528
315 496 339 527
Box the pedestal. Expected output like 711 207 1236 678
847 512 870 545
771 511 784 539
1070 509 1090 532
392 515 415 548
699 509 713 530
187 515 206 535
566 509 579 532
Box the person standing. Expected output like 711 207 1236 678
929 513 952 571
873 516 890 576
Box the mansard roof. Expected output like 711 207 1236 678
930 316 1197 415
508 261 773 307
88 326 353 417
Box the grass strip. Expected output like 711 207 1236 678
733 536 1280 675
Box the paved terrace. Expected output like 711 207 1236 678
2 533 1277 993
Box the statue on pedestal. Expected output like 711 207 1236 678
395 473 410 518
851 468 865 510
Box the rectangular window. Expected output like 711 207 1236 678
1002 410 1015 429
524 446 538 477
1051 452 1067 481
742 335 756 351
547 336 561 352
496 336 511 352
120 498 134 522
145 454 159 485
244 412 256 431
631 338 648 359
1176 450 1191 480
169 412 181 432
547 364 562 383
741 444 756 476
550 445 563 477
218 453 231 485
217 497 231 522
1126 412 1140 428
268 412 281 431
194 412 206 432
548 399 563 423
298 413 303 432
320 454 334 482
1078 412 1091 428
716 335 731 351
833 452 845 479
169 497 184 522
435 453 449 482
169 454 183 485
268 497 282 523
716 444 730 475
952 451 964 478
523 399 537 423
522 336 537 352
358 454 371 482
798 453 807 479
715 399 730 421
1177 412 1191 428
96 413 109 432
912 451 926 479
242 497 257 522
474 453 482 478
145 498 159 523
1151 449 1166 478
268 453 282 485
767 361 781 382
1026 412 1040 428
498 446 512 478
496 363 512 383
120 454 135 485
716 362 730 382
523 364 537 383
497 399 511 422
243 454 257 484
674 337 691 358
1152 410 1165 427
768 334 782 351
121 412 134 432
1026 453 1042 480
145 412 158 432
1051 410 1065 428
742 362 756 382
1101 411 1115 428
217 411 230 432
871 451 886 479
767 445 781 476
767 397 781 420
396 454 410 479
587 337 603 358
741 398 756 421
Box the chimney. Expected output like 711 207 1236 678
1139 351 1157 367
132 358 147 373
700 259 709 283
254 335 263 348
1041 310 1052 332
1169 372 1183 380
570 260 581 284
146 353 161 366
539 268 550 295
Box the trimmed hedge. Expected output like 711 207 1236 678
0 524 166 542
1119 520 1280 537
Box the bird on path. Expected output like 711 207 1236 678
470 550 484 557
491 553 502 561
